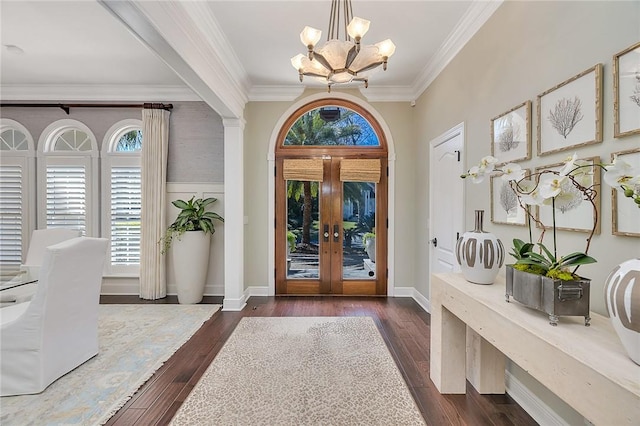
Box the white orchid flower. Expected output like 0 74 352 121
539 175 567 199
479 156 498 173
500 163 526 182
467 165 487 183
551 179 583 212
604 157 638 190
559 153 579 176
515 179 544 206
569 159 594 187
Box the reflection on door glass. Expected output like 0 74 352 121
343 181 376 280
286 179 320 279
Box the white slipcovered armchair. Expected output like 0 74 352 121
0 237 108 396
0 228 81 306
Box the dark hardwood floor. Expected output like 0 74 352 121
100 295 537 426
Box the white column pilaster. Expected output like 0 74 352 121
222 118 246 311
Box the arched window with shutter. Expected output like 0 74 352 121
37 119 99 237
0 119 35 274
101 119 142 275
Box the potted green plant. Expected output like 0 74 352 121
462 154 603 325
160 196 224 304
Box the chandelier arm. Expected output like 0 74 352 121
344 45 359 69
354 61 385 74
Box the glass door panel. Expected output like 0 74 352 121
285 179 320 279
342 181 376 280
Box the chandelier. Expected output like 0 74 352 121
290 0 396 92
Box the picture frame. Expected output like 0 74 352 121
490 169 530 226
614 41 640 138
490 101 531 164
535 157 601 234
611 148 640 237
537 64 603 156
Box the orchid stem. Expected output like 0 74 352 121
552 197 557 260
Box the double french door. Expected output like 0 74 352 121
275 156 387 295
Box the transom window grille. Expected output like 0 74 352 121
1 128 29 151
53 129 92 151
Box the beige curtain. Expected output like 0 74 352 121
139 108 170 299
340 159 381 183
283 158 324 181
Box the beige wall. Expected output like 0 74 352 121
415 0 640 312
243 90 416 291
413 1 639 422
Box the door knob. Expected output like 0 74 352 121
323 224 329 242
333 224 340 242
430 237 437 247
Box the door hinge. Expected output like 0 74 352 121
455 150 461 162
456 232 460 240
386 166 389 177
386 218 389 228
274 165 277 177
275 218 277 228
386 268 389 279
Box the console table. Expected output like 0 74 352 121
430 272 640 425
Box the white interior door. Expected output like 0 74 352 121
429 123 464 278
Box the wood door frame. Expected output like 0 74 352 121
275 155 388 296
267 92 397 297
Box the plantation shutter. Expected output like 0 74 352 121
0 165 24 270
46 165 86 233
283 159 324 182
110 166 141 265
340 159 381 183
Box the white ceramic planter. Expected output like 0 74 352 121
365 236 376 262
171 230 211 304
605 258 640 365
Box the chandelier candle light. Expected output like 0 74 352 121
291 0 396 92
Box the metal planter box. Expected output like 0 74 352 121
505 265 591 326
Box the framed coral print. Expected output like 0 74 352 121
534 157 601 234
490 169 530 226
490 101 531 165
611 148 640 237
537 64 603 156
614 41 640 138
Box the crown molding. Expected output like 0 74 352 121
412 0 503 98
358 85 416 103
248 85 305 102
0 84 199 101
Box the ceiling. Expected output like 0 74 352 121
0 1 501 114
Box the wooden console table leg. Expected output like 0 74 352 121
430 303 467 394
466 327 506 394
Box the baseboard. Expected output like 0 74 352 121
395 287 431 314
245 286 269 297
222 294 247 311
505 370 569 426
101 278 224 296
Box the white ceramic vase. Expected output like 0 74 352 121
605 258 640 365
171 230 211 304
455 210 504 285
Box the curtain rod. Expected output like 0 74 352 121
0 102 173 115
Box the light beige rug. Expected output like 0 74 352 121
170 316 426 425
0 304 220 426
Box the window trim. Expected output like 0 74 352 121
0 119 36 263
101 119 143 276
37 119 99 236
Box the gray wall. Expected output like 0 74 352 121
0 101 224 183
413 1 640 423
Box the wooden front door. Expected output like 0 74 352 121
275 156 387 295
